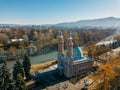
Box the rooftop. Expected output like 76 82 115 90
73 46 84 60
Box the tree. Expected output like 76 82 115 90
0 33 8 43
72 32 79 46
0 61 15 90
22 54 31 80
33 31 38 40
86 41 96 58
90 57 120 90
37 33 47 53
23 34 29 46
15 74 27 90
0 48 5 58
13 60 24 80
8 46 18 57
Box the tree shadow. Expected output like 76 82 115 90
29 69 68 90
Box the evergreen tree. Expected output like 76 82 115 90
13 60 24 80
15 74 27 90
22 54 31 80
0 61 15 90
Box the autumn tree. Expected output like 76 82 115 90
86 41 96 58
90 57 120 90
0 33 8 43
72 32 79 46
23 34 29 46
33 31 38 40
12 29 20 38
8 46 18 56
37 33 45 51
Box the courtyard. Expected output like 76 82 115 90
29 65 93 90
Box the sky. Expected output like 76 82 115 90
0 0 120 25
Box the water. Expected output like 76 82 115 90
0 51 57 69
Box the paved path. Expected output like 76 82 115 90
47 74 92 90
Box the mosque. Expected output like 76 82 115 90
57 32 93 78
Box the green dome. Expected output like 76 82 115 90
73 46 84 60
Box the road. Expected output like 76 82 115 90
96 30 120 46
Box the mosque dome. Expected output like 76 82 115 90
73 46 84 60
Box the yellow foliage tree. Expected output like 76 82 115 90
90 57 120 90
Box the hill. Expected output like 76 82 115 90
50 17 120 28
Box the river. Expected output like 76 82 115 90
0 51 57 69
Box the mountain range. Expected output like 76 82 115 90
0 17 120 29
47 17 120 28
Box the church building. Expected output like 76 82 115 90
57 32 93 78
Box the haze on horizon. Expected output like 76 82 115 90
0 0 120 25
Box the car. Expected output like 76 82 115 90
84 79 93 86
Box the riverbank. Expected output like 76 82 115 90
0 50 57 64
30 60 57 73
0 51 57 69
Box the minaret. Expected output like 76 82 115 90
67 32 73 58
58 32 64 53
57 32 64 65
57 32 64 75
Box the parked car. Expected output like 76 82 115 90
85 79 93 86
